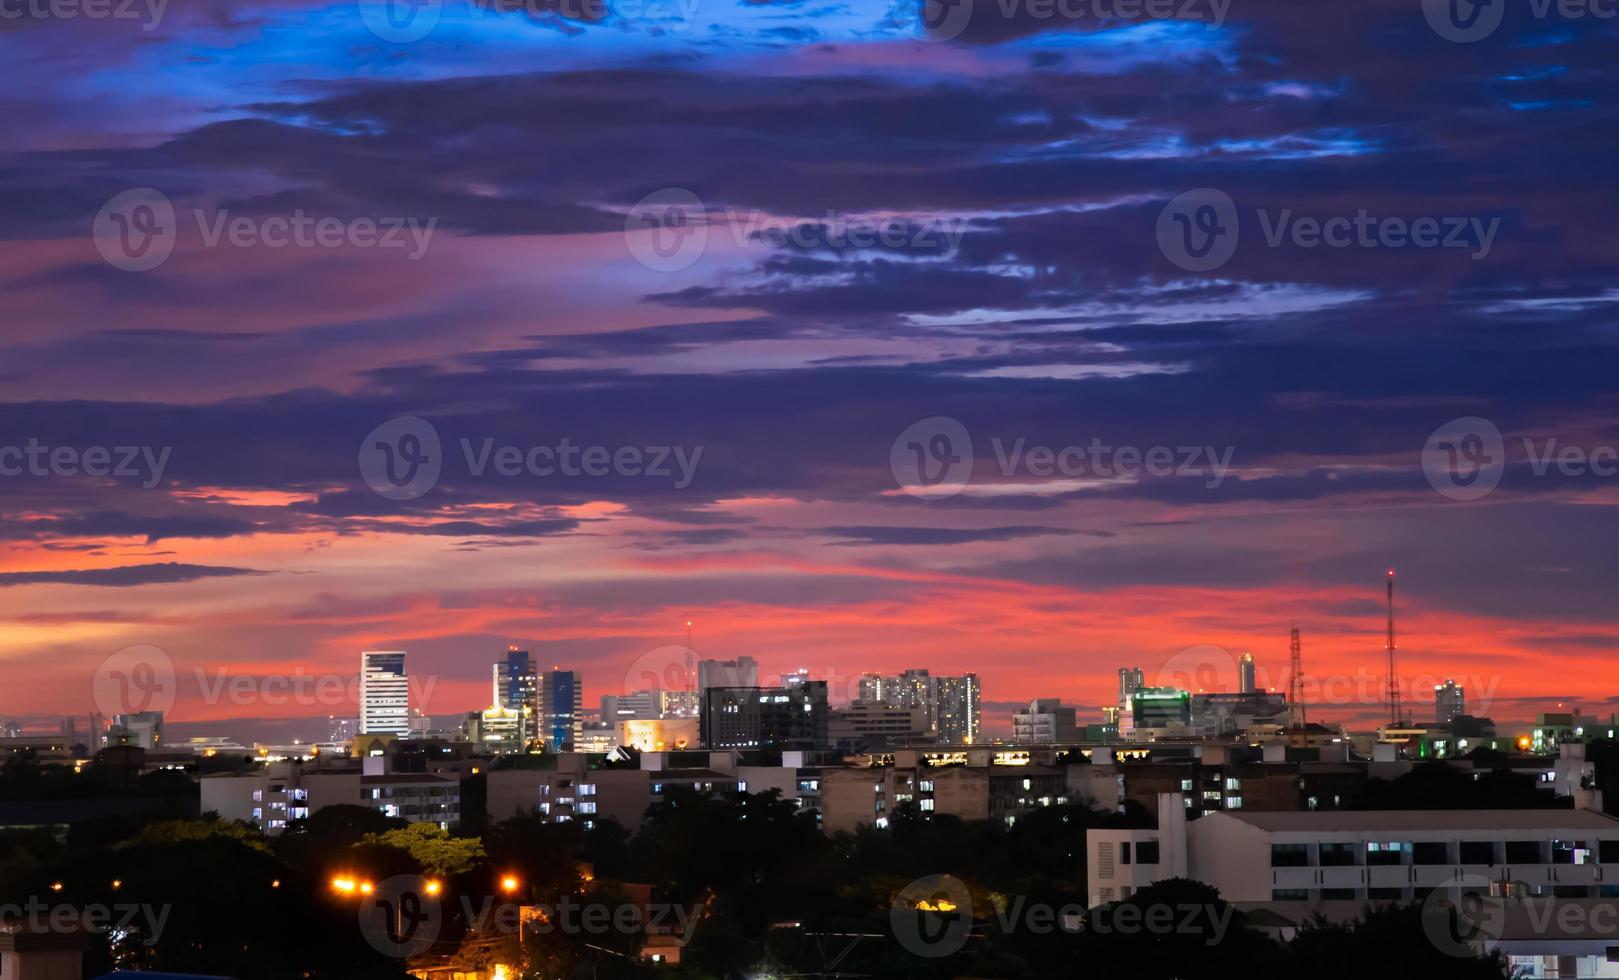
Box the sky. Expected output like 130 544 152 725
2 0 1617 741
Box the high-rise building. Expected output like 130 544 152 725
1238 652 1256 694
697 656 758 692
933 674 981 745
701 681 829 750
492 647 538 742
108 711 163 749
1435 678 1466 725
857 669 979 744
780 668 811 689
360 651 411 735
540 669 583 751
327 716 357 744
1118 666 1145 704
1012 698 1078 744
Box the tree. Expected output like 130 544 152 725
360 822 486 876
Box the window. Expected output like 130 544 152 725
1121 842 1132 864
1413 842 1450 865
1365 842 1408 866
1322 888 1357 900
1367 887 1404 901
579 783 597 796
1180 779 1193 791
1460 841 1495 865
1271 844 1309 867
1552 840 1588 865
919 798 934 811
1272 889 1309 900
1506 841 1543 864
1600 841 1619 864
1136 841 1160 864
1319 843 1356 867
579 801 597 814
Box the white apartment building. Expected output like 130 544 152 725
360 650 410 735
1090 793 1619 908
202 761 458 832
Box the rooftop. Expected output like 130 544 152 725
1220 808 1619 832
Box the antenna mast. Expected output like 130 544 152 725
1385 570 1402 726
1288 627 1305 732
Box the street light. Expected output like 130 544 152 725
331 876 357 894
424 879 442 897
499 875 520 894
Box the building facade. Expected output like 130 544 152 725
360 650 410 735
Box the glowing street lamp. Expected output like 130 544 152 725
331 876 357 894
499 875 520 895
423 879 442 897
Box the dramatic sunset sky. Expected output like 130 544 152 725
2 0 1616 740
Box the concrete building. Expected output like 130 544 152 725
820 749 1068 833
201 759 459 832
107 711 163 749
360 650 411 735
619 716 700 752
828 700 928 748
1012 699 1078 744
701 681 829 750
1435 678 1467 725
1090 794 1619 910
1238 652 1257 694
492 647 538 742
697 656 758 692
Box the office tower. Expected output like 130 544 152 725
1435 678 1466 725
780 667 811 689
87 712 106 752
1012 698 1078 744
933 673 981 745
1117 666 1145 704
1238 652 1256 694
327 716 358 744
658 690 699 717
492 647 538 742
540 669 583 751
109 711 163 749
360 651 411 735
697 656 758 692
1131 688 1191 737
885 669 935 730
701 680 829 750
857 672 884 703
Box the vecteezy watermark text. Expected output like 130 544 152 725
0 0 166 28
0 439 170 489
0 898 170 946
1157 188 1500 272
94 189 437 272
1423 415 1619 501
891 0 1231 43
890 416 1233 500
359 416 703 501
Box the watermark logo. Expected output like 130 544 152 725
0 898 170 946
358 0 442 41
93 644 177 718
1155 644 1239 693
625 188 708 272
360 416 444 501
358 875 442 957
622 644 700 702
1422 416 1505 501
1422 0 1506 42
1159 189 1500 271
93 189 176 272
1420 876 1505 957
891 417 974 499
889 0 975 41
891 874 973 957
359 416 704 498
1157 188 1239 273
